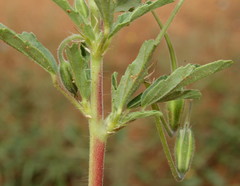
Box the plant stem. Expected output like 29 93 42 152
158 112 174 137
155 0 186 46
88 53 106 186
150 0 187 181
144 81 174 137
151 11 178 72
152 103 183 181
88 122 106 186
91 54 104 120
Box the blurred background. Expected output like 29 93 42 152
0 0 239 185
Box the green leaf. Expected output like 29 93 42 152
110 0 175 37
74 0 89 18
127 75 168 108
83 25 95 41
127 93 142 109
115 0 141 12
111 72 118 110
127 89 201 108
0 24 57 74
52 0 94 39
93 0 115 28
158 89 201 102
141 64 196 106
111 72 118 91
52 0 83 25
66 43 90 100
119 110 162 125
113 40 156 111
176 60 234 89
142 60 234 107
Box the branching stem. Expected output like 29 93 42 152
155 0 186 46
152 103 184 181
151 11 178 72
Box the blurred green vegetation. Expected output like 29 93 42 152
0 68 89 185
0 65 239 186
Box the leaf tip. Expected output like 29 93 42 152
218 59 235 70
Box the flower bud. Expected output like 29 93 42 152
175 127 195 177
59 61 78 95
167 99 184 132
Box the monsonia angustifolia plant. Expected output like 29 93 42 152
0 0 234 185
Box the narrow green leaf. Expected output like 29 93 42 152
66 43 90 99
111 72 118 91
113 40 156 111
52 0 83 25
119 110 162 125
52 0 94 39
74 0 89 18
82 25 95 41
0 24 57 74
142 60 233 107
127 89 201 108
176 60 234 89
158 89 201 102
141 64 196 106
127 74 168 109
110 0 175 37
115 0 141 12
111 72 118 110
93 0 115 28
127 93 142 109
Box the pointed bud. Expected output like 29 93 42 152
74 0 89 18
175 127 195 178
167 99 184 132
59 61 78 95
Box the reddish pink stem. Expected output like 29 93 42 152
89 61 106 186
89 138 106 186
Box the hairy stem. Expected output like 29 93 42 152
88 122 106 186
91 54 104 120
88 53 106 186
